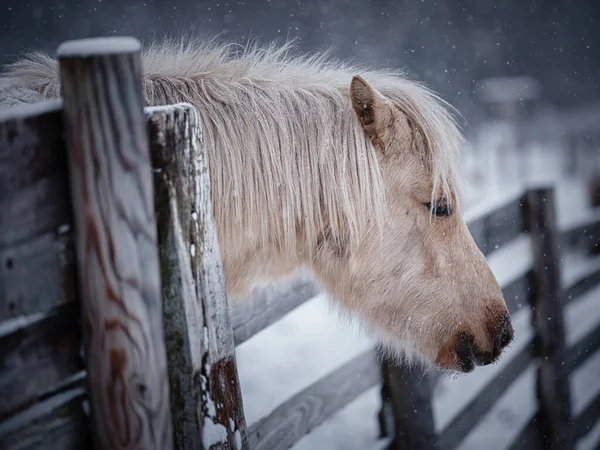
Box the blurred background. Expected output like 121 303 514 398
1 1 599 449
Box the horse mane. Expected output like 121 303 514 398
1 36 464 257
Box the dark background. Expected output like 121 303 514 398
1 0 599 125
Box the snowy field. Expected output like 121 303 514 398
234 141 600 450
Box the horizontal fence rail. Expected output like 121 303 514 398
572 395 600 442
0 385 90 450
230 276 319 346
564 259 600 306
247 349 381 450
466 192 526 257
0 100 91 449
568 321 600 373
561 211 600 253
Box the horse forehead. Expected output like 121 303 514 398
383 154 434 194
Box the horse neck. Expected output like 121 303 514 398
196 84 375 293
142 75 381 295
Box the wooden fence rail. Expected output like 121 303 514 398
0 99 91 449
0 35 599 450
247 349 380 450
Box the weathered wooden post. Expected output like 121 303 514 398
58 37 173 449
589 176 600 209
147 103 248 449
587 175 600 256
525 187 573 450
379 360 438 449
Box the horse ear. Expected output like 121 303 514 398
350 75 392 145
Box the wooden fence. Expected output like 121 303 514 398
0 37 599 450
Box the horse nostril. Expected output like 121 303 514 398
496 315 514 352
456 332 477 373
500 319 514 347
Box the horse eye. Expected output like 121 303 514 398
425 202 452 217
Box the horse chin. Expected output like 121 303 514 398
375 332 478 380
434 330 506 375
370 328 435 371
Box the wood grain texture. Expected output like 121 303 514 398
248 348 380 450
230 276 318 346
0 231 77 322
0 101 77 325
58 38 173 450
438 335 535 449
0 100 87 440
379 361 438 450
0 302 84 421
148 103 247 449
525 187 574 450
0 101 72 249
0 386 91 450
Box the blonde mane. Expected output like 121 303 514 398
1 36 464 260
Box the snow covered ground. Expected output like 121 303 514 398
234 142 600 450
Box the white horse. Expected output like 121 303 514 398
0 37 513 373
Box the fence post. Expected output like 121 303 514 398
525 187 573 450
589 175 600 209
148 103 248 449
58 37 173 450
379 358 438 449
588 175 600 255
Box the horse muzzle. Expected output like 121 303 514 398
435 313 514 373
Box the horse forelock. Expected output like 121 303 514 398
2 36 464 256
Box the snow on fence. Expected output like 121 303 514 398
0 37 599 450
